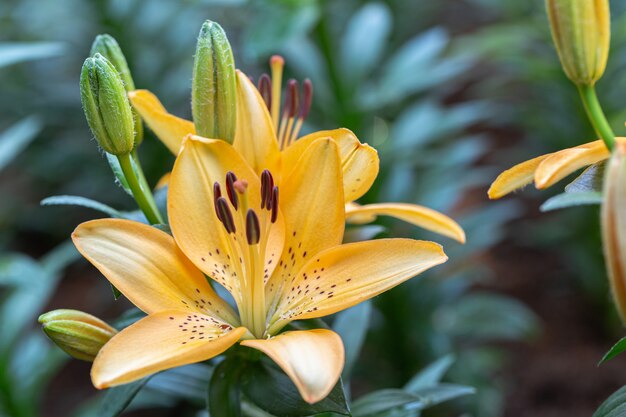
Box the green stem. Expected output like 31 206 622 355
131 150 162 221
117 153 163 224
577 84 615 151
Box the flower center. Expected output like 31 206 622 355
257 55 313 150
213 169 279 338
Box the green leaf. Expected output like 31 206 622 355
41 195 124 218
599 337 626 365
333 301 372 379
0 42 65 67
565 162 605 193
209 358 244 417
540 191 603 212
593 385 626 417
411 384 475 407
0 117 42 171
343 225 386 243
404 355 455 391
99 378 150 417
241 359 350 416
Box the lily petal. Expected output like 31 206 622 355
128 90 195 154
534 140 610 189
273 239 446 325
233 70 281 175
265 138 345 314
488 153 552 199
92 310 245 388
169 135 263 306
72 219 237 324
282 129 379 202
241 329 344 404
345 202 465 243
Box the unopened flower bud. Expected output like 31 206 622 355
90 34 144 145
602 140 626 323
192 20 237 143
80 54 136 155
39 309 117 362
546 0 610 86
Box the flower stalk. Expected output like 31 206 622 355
118 153 163 224
577 84 615 151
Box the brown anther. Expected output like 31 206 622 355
271 186 279 223
258 74 272 111
285 79 299 118
300 79 313 119
216 197 236 234
225 171 238 210
213 182 222 219
246 209 261 245
261 170 274 210
234 179 248 194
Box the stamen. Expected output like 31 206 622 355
225 171 238 210
300 79 313 119
271 186 279 223
258 74 272 111
216 197 236 234
261 170 274 210
278 80 299 149
246 209 261 245
213 182 222 218
286 79 299 118
270 55 284 130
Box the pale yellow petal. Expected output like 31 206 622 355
241 330 344 404
72 219 237 324
282 129 379 202
345 203 465 243
92 311 245 388
272 239 446 327
233 70 281 175
168 135 264 306
128 90 195 154
265 138 345 315
534 140 610 189
488 154 552 199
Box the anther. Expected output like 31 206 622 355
225 171 238 210
261 170 274 210
285 79 299 118
216 197 236 234
300 79 313 119
213 182 222 218
258 74 272 111
271 186 279 223
246 209 261 245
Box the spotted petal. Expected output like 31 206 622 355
128 90 195 154
488 154 552 199
92 311 245 388
169 135 264 307
271 239 446 328
265 138 345 315
345 203 465 243
282 129 379 202
72 219 237 324
534 140 610 189
233 70 281 175
241 330 344 404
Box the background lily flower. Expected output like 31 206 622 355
128 61 465 244
488 138 626 199
72 136 447 403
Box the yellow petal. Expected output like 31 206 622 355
265 138 345 314
233 70 281 175
241 329 344 404
272 239 446 326
488 154 552 199
72 219 237 324
169 135 263 306
92 310 245 388
345 203 465 243
282 129 379 202
128 90 195 154
534 140 610 189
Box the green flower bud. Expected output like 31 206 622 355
546 0 610 86
39 309 117 362
90 34 144 145
192 20 237 143
80 54 136 155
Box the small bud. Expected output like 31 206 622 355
546 0 610 86
90 34 144 145
80 54 136 155
192 21 237 143
602 141 626 323
39 309 117 362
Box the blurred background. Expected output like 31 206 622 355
2 0 626 416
